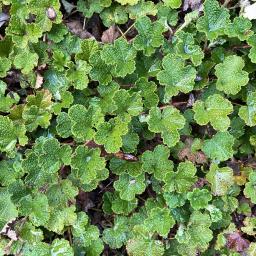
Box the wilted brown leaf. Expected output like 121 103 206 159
65 20 94 39
0 13 9 28
101 25 120 43
35 73 43 89
183 0 202 11
226 232 250 252
178 138 207 164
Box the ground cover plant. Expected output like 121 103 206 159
1 0 256 255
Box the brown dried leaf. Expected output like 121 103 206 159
0 13 9 28
226 232 250 252
76 190 95 212
65 20 94 39
101 25 120 43
183 0 202 11
178 138 207 164
35 73 43 89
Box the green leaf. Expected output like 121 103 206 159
53 90 74 115
113 89 143 116
144 207 175 237
215 55 249 95
75 167 109 193
0 116 25 153
56 112 72 138
112 193 138 215
163 161 197 193
206 205 223 222
72 212 103 250
163 0 181 8
122 130 139 153
50 239 74 256
248 35 256 63
0 188 18 230
0 57 11 77
127 1 157 20
46 207 77 234
45 178 76 205
83 239 104 256
103 191 138 215
89 51 113 85
18 222 44 243
68 104 104 141
114 173 146 201
19 194 49 226
206 164 234 196
22 90 53 132
0 81 19 112
244 172 256 204
224 16 252 41
196 0 230 41
134 77 159 109
77 0 111 18
47 24 68 43
133 16 166 56
13 49 38 74
0 157 23 186
174 31 204 66
43 69 69 95
142 145 174 181
127 225 164 256
193 94 233 131
23 138 71 188
70 145 106 184
67 60 91 90
187 188 212 210
164 192 187 208
202 131 235 161
157 3 178 26
95 114 131 153
147 106 185 147
101 38 136 77
247 243 256 256
95 82 119 114
241 217 256 236
176 211 213 254
116 0 139 5
103 216 131 249
127 239 164 256
19 242 50 256
76 38 99 62
110 157 142 177
100 4 128 27
157 54 196 101
52 49 71 71
238 91 256 127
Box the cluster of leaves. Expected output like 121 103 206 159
1 0 256 255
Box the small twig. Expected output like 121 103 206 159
137 196 146 202
67 227 72 245
82 18 86 30
117 26 125 39
232 44 251 50
203 39 208 52
117 23 135 39
99 180 114 194
123 23 135 37
171 101 188 107
90 208 102 212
